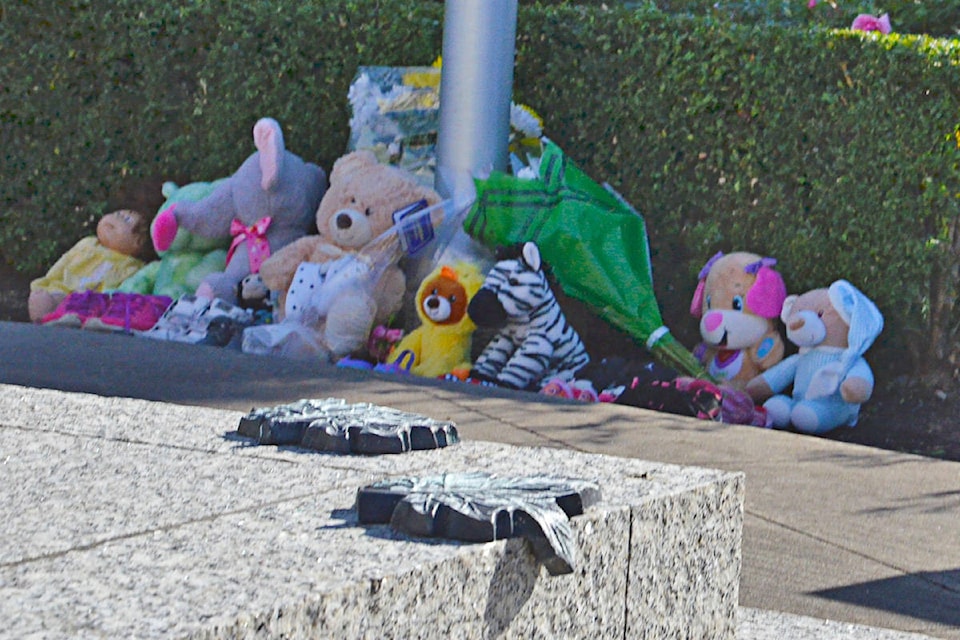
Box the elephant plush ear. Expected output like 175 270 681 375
254 117 285 191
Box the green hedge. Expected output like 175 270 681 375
511 4 960 375
583 0 960 38
0 0 443 271
3 1 960 378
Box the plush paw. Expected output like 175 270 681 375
807 362 842 399
790 403 822 433
151 205 179 252
840 376 872 404
763 395 793 429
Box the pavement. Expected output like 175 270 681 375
0 319 957 639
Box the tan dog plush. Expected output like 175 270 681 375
690 251 788 390
256 150 441 359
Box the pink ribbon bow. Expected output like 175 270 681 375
228 216 272 274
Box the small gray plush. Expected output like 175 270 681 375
151 117 327 304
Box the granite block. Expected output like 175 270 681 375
0 384 743 639
628 472 745 639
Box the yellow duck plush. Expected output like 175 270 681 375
387 262 484 378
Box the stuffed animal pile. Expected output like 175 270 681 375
26 108 888 438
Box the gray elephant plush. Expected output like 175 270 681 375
151 117 327 304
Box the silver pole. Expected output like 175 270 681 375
434 0 518 202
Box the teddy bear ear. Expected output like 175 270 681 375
779 294 798 324
330 150 378 183
440 265 458 282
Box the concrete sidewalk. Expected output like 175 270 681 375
1 321 957 638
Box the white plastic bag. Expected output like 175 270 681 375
241 322 329 359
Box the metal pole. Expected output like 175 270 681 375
434 0 518 202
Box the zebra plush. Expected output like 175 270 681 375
467 242 590 390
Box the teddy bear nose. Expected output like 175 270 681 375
426 297 439 309
336 212 353 229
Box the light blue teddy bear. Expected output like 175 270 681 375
746 280 884 434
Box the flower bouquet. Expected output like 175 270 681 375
464 139 710 380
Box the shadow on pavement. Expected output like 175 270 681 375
813 568 960 627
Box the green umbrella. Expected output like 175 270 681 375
464 139 709 380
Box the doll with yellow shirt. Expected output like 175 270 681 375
28 209 151 323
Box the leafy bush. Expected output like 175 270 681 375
512 4 960 375
640 0 960 37
0 0 443 272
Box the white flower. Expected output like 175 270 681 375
348 73 381 132
510 103 543 140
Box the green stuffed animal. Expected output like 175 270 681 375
118 180 231 300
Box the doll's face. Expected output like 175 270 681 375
97 210 145 257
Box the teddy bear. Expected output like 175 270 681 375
745 279 884 433
118 180 230 301
467 242 590 390
384 262 484 378
29 209 151 323
690 251 788 390
150 117 327 305
254 149 443 360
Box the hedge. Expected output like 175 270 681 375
0 0 444 270
3 1 960 378
569 0 960 38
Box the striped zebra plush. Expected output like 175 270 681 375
467 242 590 390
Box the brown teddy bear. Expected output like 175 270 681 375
690 251 788 390
256 150 442 359
384 262 485 378
745 280 884 433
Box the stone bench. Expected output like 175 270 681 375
0 384 743 639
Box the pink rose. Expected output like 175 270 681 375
851 13 892 34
